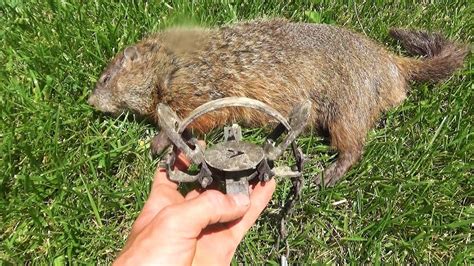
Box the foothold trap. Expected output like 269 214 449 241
157 97 311 195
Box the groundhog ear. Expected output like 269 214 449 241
124 46 140 62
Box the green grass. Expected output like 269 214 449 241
1 0 473 264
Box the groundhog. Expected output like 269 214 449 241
88 19 468 186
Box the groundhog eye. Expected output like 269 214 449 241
101 74 110 84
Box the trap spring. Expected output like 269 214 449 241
157 97 311 195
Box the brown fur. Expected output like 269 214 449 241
88 19 468 186
389 28 469 83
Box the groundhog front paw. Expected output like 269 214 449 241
150 132 171 156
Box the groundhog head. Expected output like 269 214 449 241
88 41 174 117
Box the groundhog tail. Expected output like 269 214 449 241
389 28 469 83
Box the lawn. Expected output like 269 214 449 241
1 0 472 264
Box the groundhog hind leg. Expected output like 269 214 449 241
314 120 364 187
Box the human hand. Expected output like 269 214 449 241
114 142 276 265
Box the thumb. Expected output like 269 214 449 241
160 190 250 236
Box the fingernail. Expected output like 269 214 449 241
231 193 250 207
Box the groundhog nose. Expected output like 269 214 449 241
88 94 98 106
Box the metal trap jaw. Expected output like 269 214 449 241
157 97 311 196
